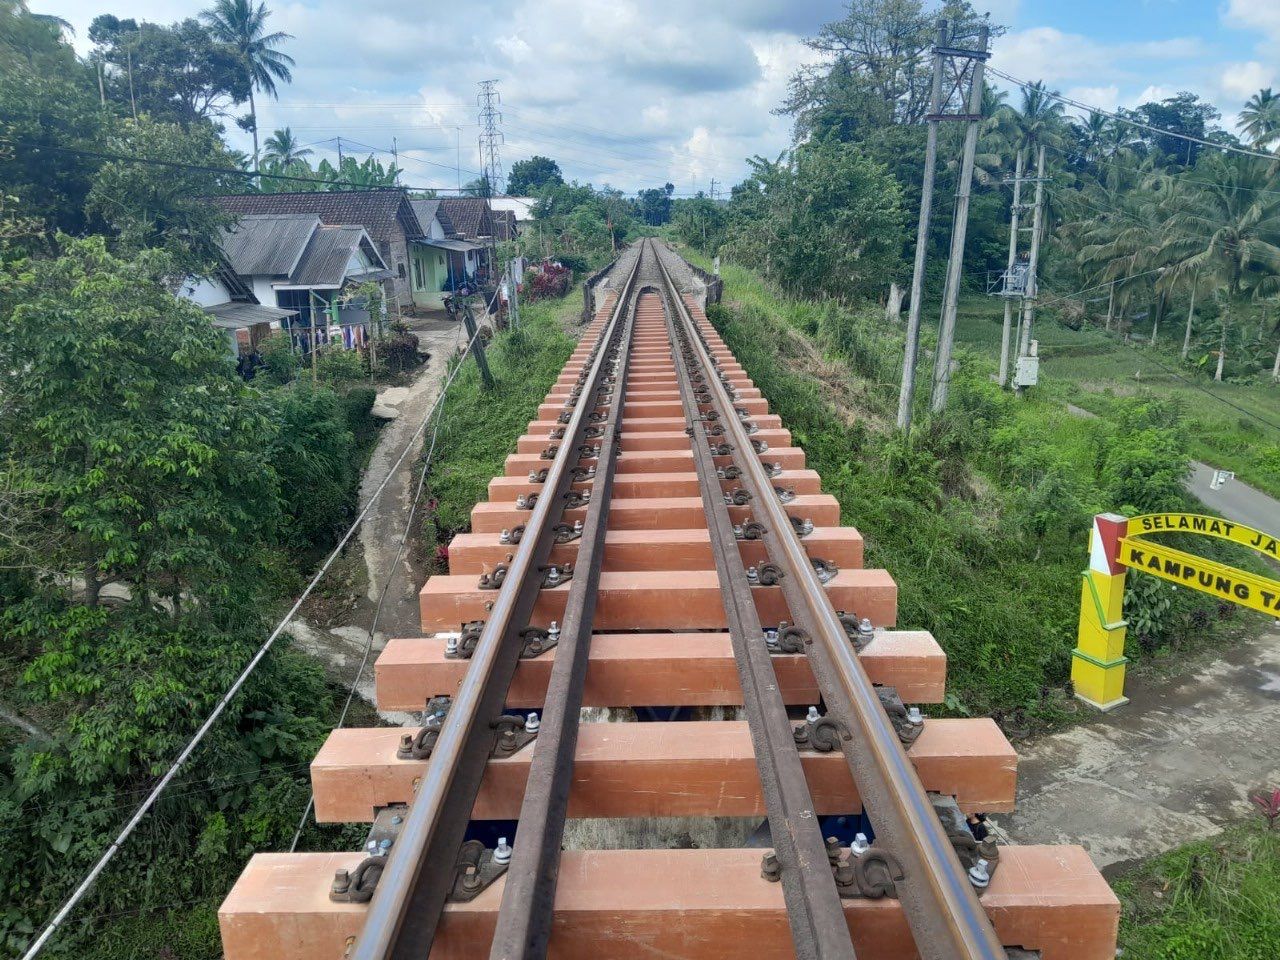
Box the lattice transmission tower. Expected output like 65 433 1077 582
476 79 504 196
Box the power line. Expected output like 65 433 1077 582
7 138 479 194
18 324 484 960
1043 141 1280 200
987 67 1280 162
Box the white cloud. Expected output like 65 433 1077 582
1219 61 1276 99
1131 85 1178 107
1222 0 1280 45
1065 86 1121 113
991 27 1204 87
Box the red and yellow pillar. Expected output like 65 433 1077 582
1072 513 1130 711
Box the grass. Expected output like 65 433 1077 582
1113 821 1280 960
683 251 1258 726
952 296 1280 499
422 288 581 551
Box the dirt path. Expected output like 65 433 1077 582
994 629 1280 873
355 317 465 640
289 317 467 719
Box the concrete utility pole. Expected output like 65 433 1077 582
461 304 494 389
1015 144 1047 395
897 19 990 429
929 22 990 415
997 147 1025 388
896 20 948 431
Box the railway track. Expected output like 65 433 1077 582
219 239 1119 960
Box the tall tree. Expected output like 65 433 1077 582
88 16 249 125
634 182 675 226
1157 156 1280 379
782 0 994 132
201 0 294 172
1239 88 1280 150
262 126 311 165
506 155 564 195
1 0 109 248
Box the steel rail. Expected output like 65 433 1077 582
487 247 641 960
351 248 645 960
655 243 859 960
653 242 1008 960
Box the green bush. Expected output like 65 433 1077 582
266 383 358 553
342 385 377 434
258 331 299 385
316 343 366 384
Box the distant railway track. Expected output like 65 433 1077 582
219 239 1118 960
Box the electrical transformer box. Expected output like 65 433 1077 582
1014 355 1040 388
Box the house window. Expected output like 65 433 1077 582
397 262 406 279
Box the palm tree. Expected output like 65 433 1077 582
1004 81 1067 154
202 0 294 172
1239 88 1280 150
1157 156 1280 379
1072 111 1110 164
262 127 311 166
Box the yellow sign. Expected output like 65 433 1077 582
1128 513 1280 561
1117 536 1280 616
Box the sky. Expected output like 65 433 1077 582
29 0 1280 196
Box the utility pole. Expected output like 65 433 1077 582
477 80 505 196
1015 144 1047 395
896 19 948 431
392 136 399 183
455 127 462 190
461 304 494 389
997 148 1026 388
709 178 718 202
336 136 344 167
929 21 990 415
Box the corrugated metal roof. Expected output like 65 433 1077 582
211 190 424 243
289 225 366 287
205 302 295 329
219 214 318 276
416 238 484 252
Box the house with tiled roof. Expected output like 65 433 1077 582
438 197 495 243
181 213 391 361
407 197 487 309
211 190 424 308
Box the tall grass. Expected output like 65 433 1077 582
700 257 1257 724
1114 821 1280 959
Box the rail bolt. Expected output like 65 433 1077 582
461 863 482 892
906 707 924 726
857 617 875 648
851 833 870 857
494 837 513 865
332 869 351 895
760 852 781 882
525 712 540 733
969 858 991 889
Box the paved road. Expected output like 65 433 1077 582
1067 403 1277 532
999 630 1280 873
1186 461 1280 533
